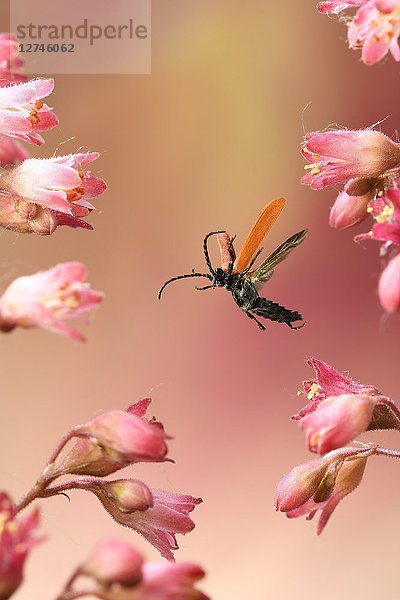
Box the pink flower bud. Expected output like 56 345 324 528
379 252 400 312
302 129 400 191
84 479 153 514
275 458 336 513
0 262 103 340
282 455 368 534
75 410 169 465
80 540 143 587
140 562 209 599
1 152 106 215
0 492 43 600
329 191 370 228
300 393 376 454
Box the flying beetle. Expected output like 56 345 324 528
158 198 307 331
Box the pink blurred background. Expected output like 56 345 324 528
2 1 400 599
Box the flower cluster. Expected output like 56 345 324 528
317 0 400 65
302 127 400 312
57 539 209 600
0 38 106 234
276 358 400 533
15 399 201 563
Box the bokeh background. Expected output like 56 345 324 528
1 2 400 599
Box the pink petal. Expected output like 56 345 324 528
362 33 391 64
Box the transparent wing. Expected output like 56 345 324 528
234 198 285 273
249 229 308 289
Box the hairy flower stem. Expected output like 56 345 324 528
15 429 85 513
373 446 400 459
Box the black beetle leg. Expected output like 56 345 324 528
245 311 266 331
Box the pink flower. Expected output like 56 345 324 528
275 447 371 534
329 191 371 228
140 561 209 600
0 492 43 600
0 79 58 144
73 409 169 465
378 252 400 312
60 540 209 599
0 262 103 341
292 357 380 420
0 35 26 86
80 540 143 587
125 489 202 561
1 152 106 215
58 400 168 477
275 456 336 513
302 129 400 193
300 393 377 454
355 188 400 247
76 482 201 560
0 195 93 235
348 0 400 65
283 456 368 534
0 135 29 167
317 0 367 13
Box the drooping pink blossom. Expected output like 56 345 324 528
0 262 103 341
140 561 209 600
292 357 380 420
0 492 43 600
57 400 167 478
329 191 371 228
317 0 368 14
1 152 106 215
0 195 93 235
300 393 377 454
282 456 368 534
73 409 169 465
59 540 209 600
0 135 29 167
126 489 202 561
0 79 57 144
275 447 372 534
348 0 400 65
0 35 26 86
274 456 335 513
302 129 400 193
74 481 201 561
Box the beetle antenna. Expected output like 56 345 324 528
158 272 212 299
241 247 263 276
203 231 226 274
